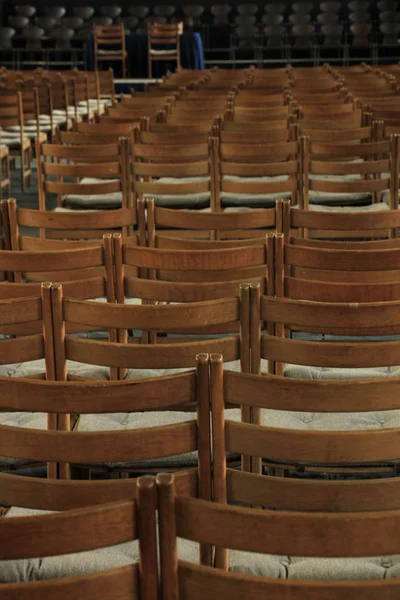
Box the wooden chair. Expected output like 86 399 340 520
216 118 296 145
142 197 276 242
50 280 246 383
93 24 127 78
148 23 182 78
252 282 400 383
209 351 400 481
273 230 400 301
156 354 400 579
5 197 137 241
39 73 76 131
131 137 212 210
95 67 116 105
137 121 210 144
0 478 154 597
226 104 294 124
301 134 399 212
49 283 245 478
36 137 130 212
279 197 400 242
0 286 55 472
0 352 211 484
58 120 137 146
157 471 400 591
214 138 301 211
0 90 32 191
113 232 268 309
241 287 400 476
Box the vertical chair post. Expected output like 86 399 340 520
137 476 158 600
41 282 58 480
157 472 180 600
197 352 213 566
50 282 70 480
239 283 251 473
210 353 228 571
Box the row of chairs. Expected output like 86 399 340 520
5 355 400 591
4 65 400 589
40 123 400 214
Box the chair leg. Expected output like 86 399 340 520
148 56 152 79
27 147 32 188
7 156 12 196
20 150 25 192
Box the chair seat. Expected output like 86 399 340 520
97 49 126 56
62 178 122 209
221 191 291 208
226 551 400 581
149 48 178 55
308 190 373 206
1 136 31 149
221 175 292 207
1 507 198 583
0 411 47 466
296 202 389 213
0 507 138 583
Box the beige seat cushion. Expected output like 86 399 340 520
142 177 210 209
149 48 178 55
0 507 138 583
1 507 199 583
221 175 292 208
303 202 389 213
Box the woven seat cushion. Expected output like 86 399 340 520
0 507 139 583
250 364 400 432
221 175 291 208
308 191 373 206
301 202 388 213
62 178 122 209
1 507 199 583
84 99 112 106
53 106 88 116
6 124 50 134
307 170 379 205
143 177 210 209
1 137 30 149
97 49 126 55
226 552 400 580
0 411 47 466
149 48 178 55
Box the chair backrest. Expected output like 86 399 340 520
0 359 209 497
0 228 113 306
0 480 151 600
114 232 268 303
148 21 180 47
274 230 400 301
0 89 23 132
93 22 125 51
51 281 246 381
36 137 129 212
5 197 136 242
256 288 400 379
157 465 400 596
215 138 300 211
0 284 54 375
143 197 276 242
131 138 211 210
209 354 400 503
301 134 398 210
280 199 400 243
